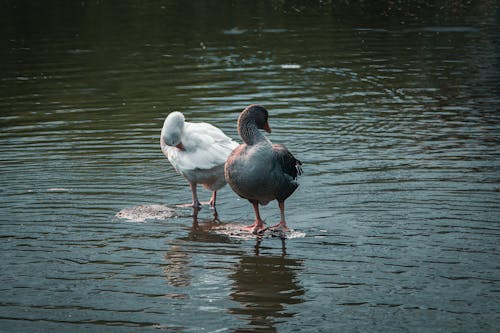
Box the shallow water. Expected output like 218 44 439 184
1 1 499 332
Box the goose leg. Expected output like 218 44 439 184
208 191 217 208
189 182 202 209
208 191 220 221
269 200 289 232
243 200 265 233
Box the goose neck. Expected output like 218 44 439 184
238 121 267 145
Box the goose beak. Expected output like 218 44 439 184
176 142 185 150
264 122 272 133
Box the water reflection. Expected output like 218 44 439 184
1 0 498 332
163 242 191 288
229 254 304 332
163 211 231 288
162 213 305 332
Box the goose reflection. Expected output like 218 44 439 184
163 242 191 287
163 211 305 332
229 252 305 332
163 210 234 287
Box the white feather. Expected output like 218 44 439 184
160 112 238 176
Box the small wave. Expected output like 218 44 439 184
281 64 301 69
46 188 71 192
222 27 247 35
115 204 178 222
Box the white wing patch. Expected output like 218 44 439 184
166 122 238 172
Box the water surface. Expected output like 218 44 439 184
1 1 499 332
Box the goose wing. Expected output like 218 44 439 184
174 122 238 171
272 144 303 180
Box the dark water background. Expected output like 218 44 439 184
1 1 499 332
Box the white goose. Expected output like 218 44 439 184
160 111 238 211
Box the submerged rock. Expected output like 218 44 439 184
212 223 306 240
115 204 177 222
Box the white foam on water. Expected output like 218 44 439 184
287 230 307 239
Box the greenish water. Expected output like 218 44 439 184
1 1 499 332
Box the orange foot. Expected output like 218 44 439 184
242 219 266 234
268 221 289 232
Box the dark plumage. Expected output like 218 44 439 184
224 104 302 232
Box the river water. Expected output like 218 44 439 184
1 1 499 332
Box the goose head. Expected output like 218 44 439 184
162 111 186 150
238 104 271 137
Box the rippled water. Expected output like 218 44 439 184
1 1 499 332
